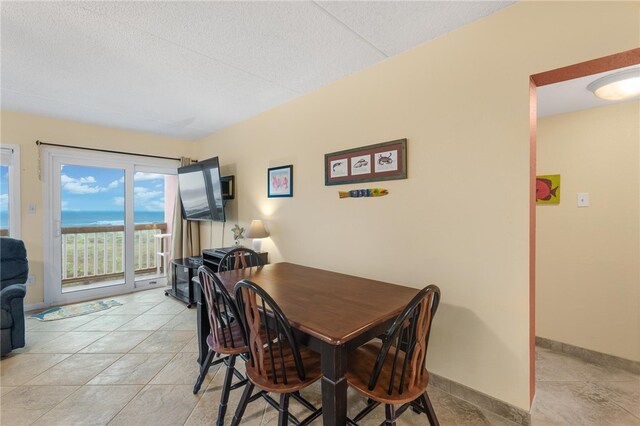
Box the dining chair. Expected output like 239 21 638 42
231 279 323 426
218 247 263 272
346 285 441 426
192 266 249 425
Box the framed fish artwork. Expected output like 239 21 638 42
324 139 407 186
536 174 560 204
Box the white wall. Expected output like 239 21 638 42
537 101 640 362
195 1 639 410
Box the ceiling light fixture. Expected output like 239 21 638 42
587 68 640 101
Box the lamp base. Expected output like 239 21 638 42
252 239 262 253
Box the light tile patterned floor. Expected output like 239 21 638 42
1 288 638 425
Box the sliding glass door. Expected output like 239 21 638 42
45 149 177 305
59 163 127 293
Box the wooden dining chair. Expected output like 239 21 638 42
218 247 263 272
192 266 249 425
346 285 441 426
231 279 323 426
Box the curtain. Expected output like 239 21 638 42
169 157 201 284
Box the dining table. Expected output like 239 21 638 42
194 262 419 426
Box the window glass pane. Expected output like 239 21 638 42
60 164 125 292
0 165 9 236
134 172 176 279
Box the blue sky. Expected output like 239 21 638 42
0 166 9 226
61 165 165 212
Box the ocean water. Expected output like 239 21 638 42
62 211 165 227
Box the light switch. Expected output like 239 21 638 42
28 203 36 214
577 193 589 207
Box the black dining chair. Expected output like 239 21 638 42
192 266 249 425
346 285 441 426
231 279 323 426
218 247 263 272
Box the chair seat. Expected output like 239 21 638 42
207 321 248 355
346 341 429 405
246 343 322 394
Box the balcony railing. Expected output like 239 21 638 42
61 223 168 286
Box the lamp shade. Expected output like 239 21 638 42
245 220 269 239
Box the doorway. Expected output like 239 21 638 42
43 147 178 305
529 48 640 403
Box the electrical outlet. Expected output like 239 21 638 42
26 275 36 285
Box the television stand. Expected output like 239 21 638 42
165 258 199 308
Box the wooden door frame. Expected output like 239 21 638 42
528 47 640 404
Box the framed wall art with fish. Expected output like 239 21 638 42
536 174 560 204
324 138 407 186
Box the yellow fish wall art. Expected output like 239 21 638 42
338 188 389 198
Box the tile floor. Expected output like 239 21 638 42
0 288 637 425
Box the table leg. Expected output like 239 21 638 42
321 343 348 426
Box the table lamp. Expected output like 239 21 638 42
245 219 269 252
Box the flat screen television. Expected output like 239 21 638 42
178 157 226 222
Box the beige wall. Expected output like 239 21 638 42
536 102 640 362
195 2 639 410
0 110 195 305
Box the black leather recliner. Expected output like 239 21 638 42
1 237 28 356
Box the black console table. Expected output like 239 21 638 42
202 248 268 272
165 257 201 308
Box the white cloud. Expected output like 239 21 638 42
0 193 8 209
133 186 165 211
144 200 166 211
61 174 119 194
61 200 69 210
134 187 162 199
113 197 124 206
134 172 164 181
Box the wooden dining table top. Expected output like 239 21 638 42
215 262 419 345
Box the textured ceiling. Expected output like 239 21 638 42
1 1 514 140
538 65 640 118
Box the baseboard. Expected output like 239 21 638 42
536 336 640 374
429 372 531 425
24 302 47 313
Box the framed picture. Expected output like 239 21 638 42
268 165 293 198
536 174 560 204
325 139 407 186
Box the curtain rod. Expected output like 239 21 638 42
35 140 182 161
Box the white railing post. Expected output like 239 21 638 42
103 232 107 275
62 235 67 279
73 234 78 278
93 232 97 276
112 233 116 273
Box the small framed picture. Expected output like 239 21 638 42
268 165 293 198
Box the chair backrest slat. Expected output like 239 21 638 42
197 265 244 350
218 248 263 272
235 279 306 386
368 285 440 396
